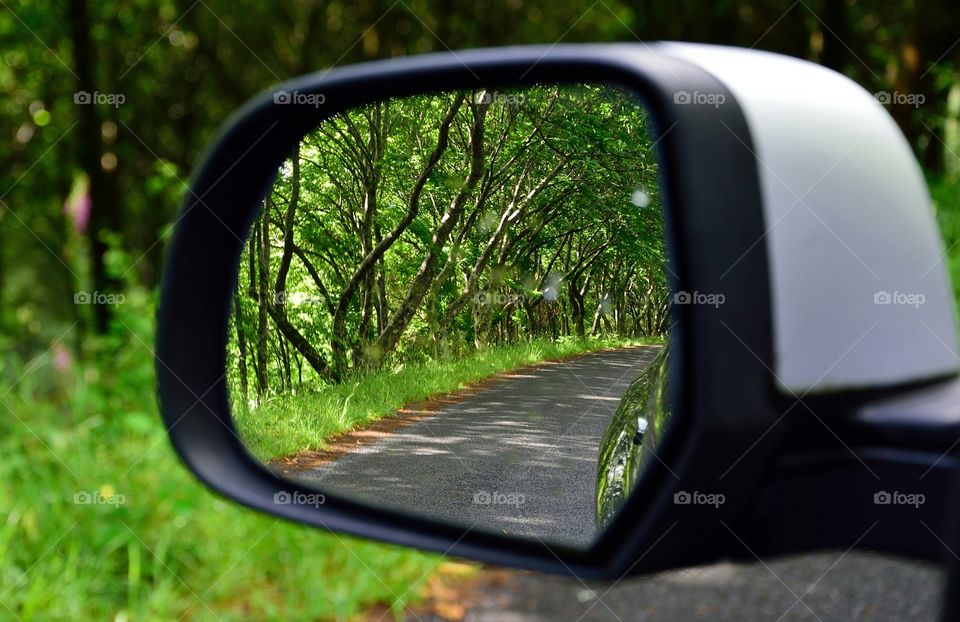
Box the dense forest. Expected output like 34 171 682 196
5 1 960 365
230 85 668 398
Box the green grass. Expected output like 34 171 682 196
0 294 441 621
234 335 661 462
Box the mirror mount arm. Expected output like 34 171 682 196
730 376 960 566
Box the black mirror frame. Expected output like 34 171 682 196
156 43 779 580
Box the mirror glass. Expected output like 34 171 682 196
228 83 673 548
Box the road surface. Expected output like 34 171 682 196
292 346 662 547
413 554 940 621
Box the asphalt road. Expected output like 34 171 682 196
418 554 942 621
293 346 661 547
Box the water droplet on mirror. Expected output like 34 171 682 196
631 188 650 207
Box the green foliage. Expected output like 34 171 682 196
230 85 670 402
930 176 960 321
0 294 438 621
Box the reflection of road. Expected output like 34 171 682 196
292 346 661 547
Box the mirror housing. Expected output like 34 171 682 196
157 43 959 579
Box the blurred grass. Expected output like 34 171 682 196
234 335 662 462
0 284 659 620
0 289 440 621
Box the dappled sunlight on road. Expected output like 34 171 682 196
291 346 662 547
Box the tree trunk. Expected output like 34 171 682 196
69 0 120 333
266 304 332 378
375 99 490 357
255 214 270 395
330 94 466 379
233 294 249 400
266 159 335 381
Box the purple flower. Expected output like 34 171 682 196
53 344 72 372
64 182 91 234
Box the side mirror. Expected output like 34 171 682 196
157 43 959 579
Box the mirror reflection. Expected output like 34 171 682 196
228 83 672 547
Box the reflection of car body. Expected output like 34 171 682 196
596 347 670 527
